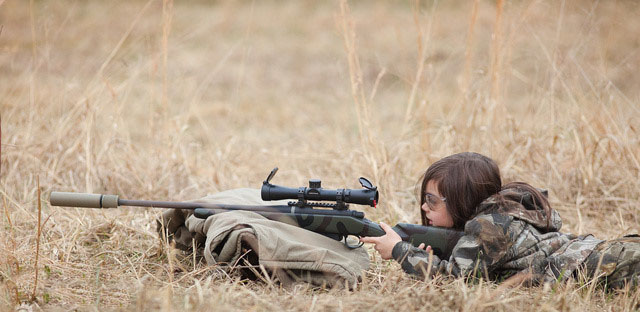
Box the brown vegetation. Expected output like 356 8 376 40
1 0 640 310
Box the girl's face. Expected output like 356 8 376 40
422 180 454 228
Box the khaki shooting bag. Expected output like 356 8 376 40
158 188 370 288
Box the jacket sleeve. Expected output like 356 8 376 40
391 214 513 279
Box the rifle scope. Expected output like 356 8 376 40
260 168 378 209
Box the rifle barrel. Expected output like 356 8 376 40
50 192 365 218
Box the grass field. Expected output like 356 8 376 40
2 0 640 310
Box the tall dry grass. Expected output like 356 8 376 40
1 0 639 310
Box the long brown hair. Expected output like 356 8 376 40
419 152 549 229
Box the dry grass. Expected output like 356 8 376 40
1 0 640 310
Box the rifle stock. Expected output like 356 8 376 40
391 223 464 259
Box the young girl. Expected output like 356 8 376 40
360 152 640 288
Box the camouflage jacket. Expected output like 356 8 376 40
392 187 602 284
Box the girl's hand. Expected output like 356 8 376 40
359 222 402 260
417 243 432 253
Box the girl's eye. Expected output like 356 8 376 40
431 196 438 205
424 193 446 211
424 194 437 208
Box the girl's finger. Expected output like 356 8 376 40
379 222 393 233
359 236 379 244
417 243 425 250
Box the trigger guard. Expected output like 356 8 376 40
343 235 364 249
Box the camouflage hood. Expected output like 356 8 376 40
476 187 562 233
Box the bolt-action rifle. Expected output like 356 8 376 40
50 168 464 259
